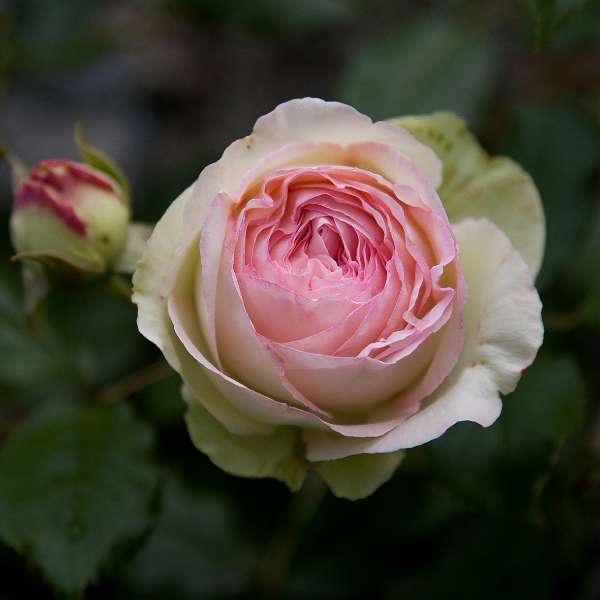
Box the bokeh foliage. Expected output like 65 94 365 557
0 0 599 597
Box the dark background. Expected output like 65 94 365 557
0 0 599 598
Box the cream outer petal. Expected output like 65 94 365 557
391 112 545 276
132 185 194 370
133 185 289 436
315 451 405 500
182 98 442 248
184 386 308 492
303 218 544 460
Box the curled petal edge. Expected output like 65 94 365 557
304 218 544 460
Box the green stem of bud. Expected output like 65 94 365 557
255 472 328 598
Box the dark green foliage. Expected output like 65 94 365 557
427 354 586 514
0 404 160 595
120 478 256 598
527 0 599 51
502 104 599 290
338 17 501 126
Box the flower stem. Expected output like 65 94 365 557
256 472 328 597
94 359 173 405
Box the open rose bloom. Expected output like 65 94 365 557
134 99 544 499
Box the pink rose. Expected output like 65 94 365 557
134 99 544 499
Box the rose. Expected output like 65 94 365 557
134 99 544 499
10 159 129 280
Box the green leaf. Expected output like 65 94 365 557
562 194 600 331
74 121 130 201
387 515 556 600
426 354 586 514
0 404 160 595
122 478 255 598
528 0 558 51
338 17 501 127
527 0 598 51
174 0 355 34
42 282 147 386
502 355 586 456
503 104 598 289
315 451 404 500
0 264 69 389
7 0 112 75
139 373 185 426
184 389 308 492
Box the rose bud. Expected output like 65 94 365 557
10 159 130 280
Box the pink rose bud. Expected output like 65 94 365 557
10 159 130 279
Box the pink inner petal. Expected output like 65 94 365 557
229 165 457 363
205 160 465 416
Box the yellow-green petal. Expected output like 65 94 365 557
184 388 308 492
315 451 404 500
390 112 545 276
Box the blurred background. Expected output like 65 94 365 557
0 0 600 598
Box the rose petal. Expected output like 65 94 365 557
182 98 442 248
133 185 195 370
314 450 404 500
391 112 545 275
304 218 543 460
184 386 308 492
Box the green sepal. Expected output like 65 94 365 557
12 249 105 284
390 111 545 276
0 145 28 194
74 121 131 202
184 389 309 492
315 451 405 500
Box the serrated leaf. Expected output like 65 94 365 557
0 404 160 595
338 17 501 127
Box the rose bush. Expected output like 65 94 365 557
134 99 544 499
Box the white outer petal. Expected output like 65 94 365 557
304 218 543 460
